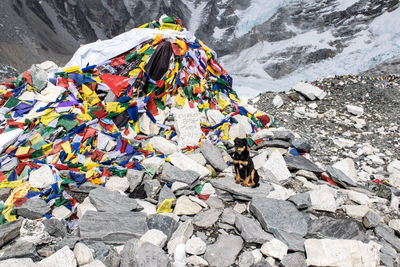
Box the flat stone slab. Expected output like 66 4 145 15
326 166 357 188
89 187 141 212
0 220 23 248
270 229 305 252
200 141 227 172
79 211 148 245
307 216 365 241
193 209 222 228
284 155 323 173
254 140 291 150
374 225 400 252
204 234 243 267
250 197 308 237
235 213 273 244
159 163 200 186
210 177 271 200
14 198 51 219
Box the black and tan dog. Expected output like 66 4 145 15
232 138 259 187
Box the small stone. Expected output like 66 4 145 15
74 242 94 266
205 196 225 209
20 219 51 245
238 251 255 267
260 238 288 260
204 234 244 267
147 214 179 240
158 185 176 207
259 150 291 182
326 166 357 188
193 209 222 228
284 155 323 173
342 205 370 220
388 219 400 234
89 187 140 213
29 165 55 188
309 188 337 212
307 216 364 240
135 199 157 216
272 95 283 108
141 156 165 173
160 163 200 185
186 255 208 266
126 169 144 192
174 196 202 216
280 252 307 267
288 193 311 210
346 190 371 205
52 205 72 220
233 203 247 214
0 258 36 267
37 246 77 267
200 141 228 171
186 236 206 255
171 182 190 192
14 198 51 219
374 225 400 252
332 158 359 182
221 208 236 225
0 240 37 261
291 138 312 153
43 218 67 238
77 197 97 219
235 213 273 244
139 229 167 248
81 259 107 267
362 211 381 228
292 82 326 100
149 136 179 155
200 183 215 195
346 104 364 116
167 219 194 254
105 176 130 192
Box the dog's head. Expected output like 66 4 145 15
234 138 248 154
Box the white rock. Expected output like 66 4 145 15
168 219 194 254
272 95 283 108
150 136 179 155
74 242 94 266
97 132 113 151
169 152 211 178
20 219 51 245
332 158 359 182
105 140 117 152
388 219 400 234
252 129 274 140
229 115 253 138
186 152 207 166
346 105 364 116
52 205 72 220
260 238 288 260
346 190 371 205
186 255 208 266
173 107 202 148
304 239 380 267
0 258 37 267
333 138 356 148
233 203 247 214
367 155 385 165
308 103 318 109
185 236 207 255
0 128 24 154
135 199 157 216
139 109 166 135
171 182 190 192
259 150 291 182
252 249 263 264
77 197 97 219
141 156 165 173
200 183 215 195
292 82 327 100
206 109 225 125
105 176 130 192
252 151 268 170
174 196 202 216
173 243 187 267
388 173 400 188
387 159 400 174
342 205 370 220
38 246 77 267
29 165 55 188
267 183 295 200
309 188 337 212
81 259 107 267
139 229 168 248
188 196 208 208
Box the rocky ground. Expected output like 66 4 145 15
0 71 400 267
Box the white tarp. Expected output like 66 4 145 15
65 28 189 68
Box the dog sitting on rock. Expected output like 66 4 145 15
232 138 259 188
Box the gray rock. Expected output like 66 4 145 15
0 258 36 267
160 163 200 186
120 238 139 267
270 229 305 252
14 198 51 219
0 188 11 202
239 251 255 267
326 166 357 188
362 210 381 228
200 141 228 171
235 213 273 244
0 219 22 248
272 130 295 141
86 241 111 262
204 234 244 267
193 209 223 228
307 216 365 240
205 196 225 209
135 242 169 267
147 214 179 240
79 211 148 245
291 139 312 153
250 197 308 236
251 261 273 267
55 236 79 250
284 155 323 173
89 187 141 212
126 169 144 192
0 158 18 172
158 185 176 207
69 182 99 202
374 225 400 252
210 177 271 200
144 179 161 200
288 193 311 210
43 218 67 238
254 140 290 150
214 187 235 202
380 253 395 267
280 252 307 267
221 208 236 225
0 240 37 261
103 249 121 267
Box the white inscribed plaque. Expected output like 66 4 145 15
173 107 202 148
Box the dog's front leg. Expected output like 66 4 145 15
242 176 250 187
235 169 241 184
